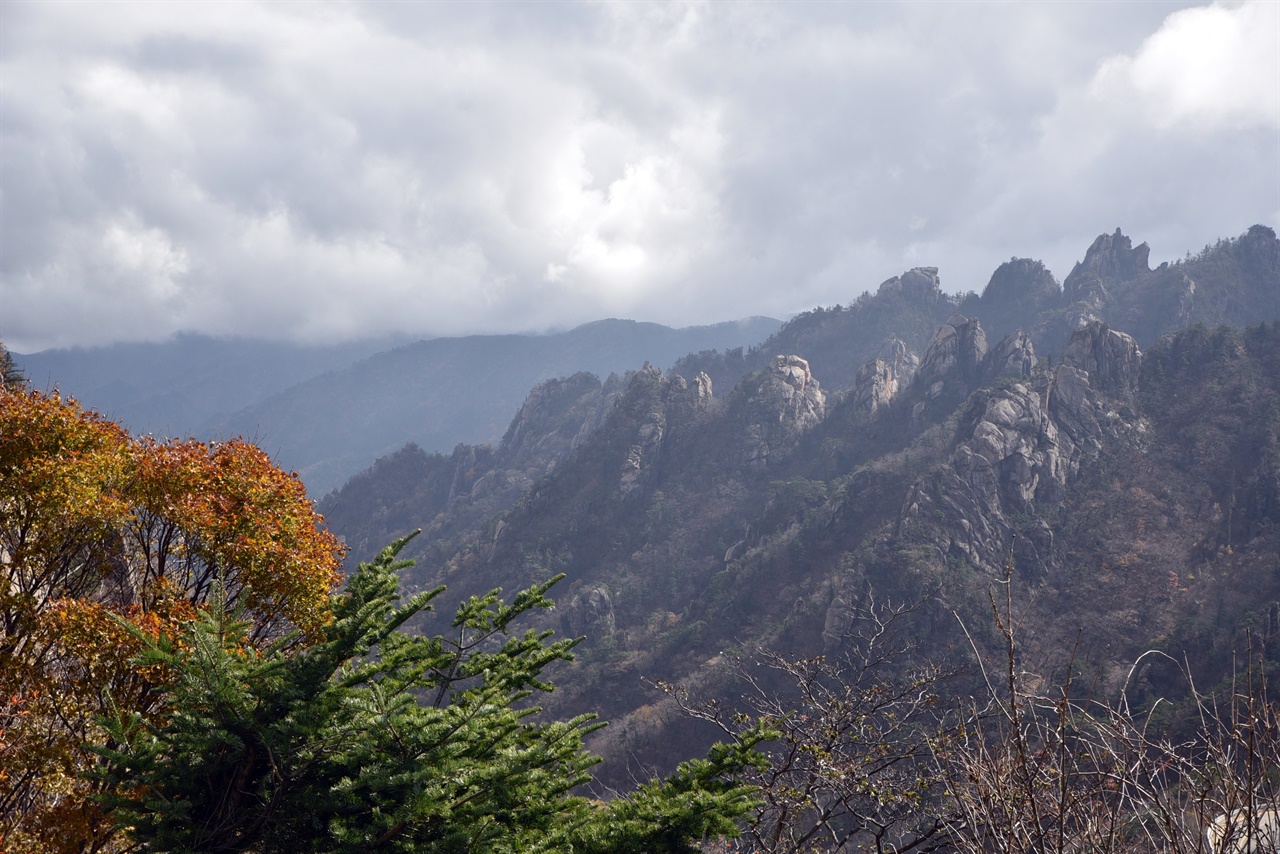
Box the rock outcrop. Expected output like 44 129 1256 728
910 315 988 423
560 586 616 638
915 315 989 392
984 331 1036 383
899 324 1136 577
618 365 667 496
1061 322 1141 399
852 359 899 418
739 355 826 468
850 339 921 419
1064 228 1151 304
877 337 920 385
878 266 944 303
500 372 623 475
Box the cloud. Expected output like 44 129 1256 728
1 1 1275 352
1093 0 1280 132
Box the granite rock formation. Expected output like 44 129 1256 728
739 355 826 468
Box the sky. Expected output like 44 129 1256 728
2 0 1277 353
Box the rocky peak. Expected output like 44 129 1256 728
852 340 919 419
1064 228 1151 303
692 371 713 401
978 258 1061 343
739 355 826 469
877 266 944 302
982 258 1060 305
876 337 919 385
667 368 711 397
618 366 669 497
852 360 899 418
772 354 818 397
502 373 597 453
898 347 1133 579
1062 321 1141 399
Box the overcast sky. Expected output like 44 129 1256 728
2 0 1277 353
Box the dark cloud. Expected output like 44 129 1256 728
2 0 1276 352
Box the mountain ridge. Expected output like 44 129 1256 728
316 225 1280 788
16 316 783 495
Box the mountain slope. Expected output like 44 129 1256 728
319 226 1280 788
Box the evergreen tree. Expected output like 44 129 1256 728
95 533 766 852
0 341 23 389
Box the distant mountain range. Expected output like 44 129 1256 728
15 317 782 495
15 333 411 439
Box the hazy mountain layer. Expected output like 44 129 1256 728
14 333 411 439
210 317 781 496
16 317 781 496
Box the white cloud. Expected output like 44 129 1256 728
1 0 1275 352
1092 0 1279 131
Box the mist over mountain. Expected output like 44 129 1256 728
318 225 1280 788
14 334 412 439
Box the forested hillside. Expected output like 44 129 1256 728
321 225 1280 792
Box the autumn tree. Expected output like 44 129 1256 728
0 388 343 852
95 534 767 853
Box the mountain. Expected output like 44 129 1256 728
318 225 1280 789
207 317 781 496
674 224 1280 398
15 317 781 496
14 333 411 439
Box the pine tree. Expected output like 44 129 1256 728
0 341 23 389
95 533 766 852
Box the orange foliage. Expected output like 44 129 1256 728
0 388 344 851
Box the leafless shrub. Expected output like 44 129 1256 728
664 590 956 853
937 540 1280 853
